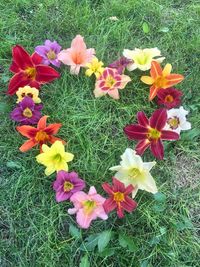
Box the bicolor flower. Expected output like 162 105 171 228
16 115 65 152
36 141 74 176
110 148 157 197
8 45 60 95
58 35 95 75
94 68 131 99
11 96 42 125
124 108 180 160
85 57 104 78
108 56 132 74
68 186 108 229
53 171 85 202
123 48 165 71
102 177 137 218
35 40 62 67
164 106 191 134
157 87 183 109
16 86 41 104
141 61 184 101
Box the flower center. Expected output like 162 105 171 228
47 50 56 60
53 153 62 163
165 95 174 103
83 200 96 214
105 75 116 88
35 130 49 142
129 168 141 179
167 117 180 129
147 128 161 140
113 192 124 202
72 52 84 65
135 52 151 65
155 76 167 88
63 181 74 192
23 107 33 118
25 67 37 80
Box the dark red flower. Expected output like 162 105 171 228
7 45 60 95
102 177 137 218
157 87 183 109
124 108 180 160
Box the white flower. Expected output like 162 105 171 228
164 106 191 134
123 47 165 71
110 148 157 198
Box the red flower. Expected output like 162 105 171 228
102 177 137 218
8 45 60 95
157 87 183 109
124 108 180 160
16 115 66 152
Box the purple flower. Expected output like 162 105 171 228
11 96 43 125
109 56 133 74
53 171 86 202
35 40 62 67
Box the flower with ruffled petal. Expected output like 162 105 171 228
110 148 157 198
53 171 85 202
58 35 95 75
102 177 137 218
124 108 180 160
16 115 65 152
36 141 74 176
16 86 41 104
35 40 62 67
164 106 191 134
157 87 183 109
141 61 184 101
68 186 108 229
123 48 165 71
108 56 132 74
85 57 104 78
94 67 131 99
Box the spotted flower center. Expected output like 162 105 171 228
167 117 180 129
165 95 174 103
83 200 96 214
25 67 37 80
23 107 33 118
47 50 56 60
105 75 116 88
63 181 74 192
155 76 167 88
147 128 161 140
113 192 124 202
129 168 141 179
35 130 49 142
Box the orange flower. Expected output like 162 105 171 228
141 61 184 101
16 116 66 152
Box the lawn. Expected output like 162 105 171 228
0 0 200 266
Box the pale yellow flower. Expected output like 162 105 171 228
85 57 104 78
16 86 41 103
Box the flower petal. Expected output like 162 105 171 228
161 130 180 140
141 76 154 85
31 52 43 65
107 89 120 99
124 124 148 140
11 45 33 70
103 198 117 213
8 72 31 95
121 197 137 212
150 108 167 131
35 65 60 83
150 140 164 160
149 85 159 101
16 125 37 138
19 139 37 152
162 63 172 76
165 74 184 87
137 111 149 127
102 182 113 195
37 115 48 129
45 123 62 135
135 139 150 155
150 61 162 79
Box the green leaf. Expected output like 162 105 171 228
79 234 99 251
142 22 150 33
69 224 81 239
79 254 90 267
152 203 166 213
153 192 166 203
6 161 21 169
97 230 112 252
119 234 137 252
99 248 115 257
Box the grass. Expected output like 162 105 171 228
0 0 200 266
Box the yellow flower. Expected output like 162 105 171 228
36 141 74 176
16 86 41 103
85 57 104 78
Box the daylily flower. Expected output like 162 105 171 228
102 177 137 218
11 96 42 125
53 171 85 202
124 108 180 160
16 86 41 103
58 35 95 75
85 57 104 78
164 106 191 134
16 115 65 152
141 61 184 100
108 56 132 74
35 40 62 67
68 186 108 229
157 87 183 109
8 45 60 95
110 148 157 198
94 68 131 99
36 141 74 176
123 48 165 71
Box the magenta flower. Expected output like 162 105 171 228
11 96 43 125
109 56 132 74
53 171 85 202
35 40 62 67
68 186 108 229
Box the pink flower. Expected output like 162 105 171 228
58 35 95 75
94 68 131 99
68 186 108 229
